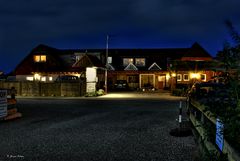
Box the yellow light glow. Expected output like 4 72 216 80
41 77 46 82
40 55 46 62
73 74 80 77
34 55 46 62
166 74 170 80
190 73 200 79
34 55 40 62
171 73 176 77
34 73 41 81
26 77 34 81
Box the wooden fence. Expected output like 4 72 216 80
189 99 240 161
0 81 86 97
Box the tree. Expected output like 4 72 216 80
215 20 240 151
216 20 240 99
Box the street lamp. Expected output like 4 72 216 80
104 35 109 94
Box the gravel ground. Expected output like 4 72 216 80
0 92 197 161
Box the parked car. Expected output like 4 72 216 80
114 80 129 90
55 75 79 82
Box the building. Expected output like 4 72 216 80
106 42 213 90
13 42 214 91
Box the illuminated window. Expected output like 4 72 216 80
201 74 206 81
123 58 133 66
26 77 34 81
177 74 182 81
183 74 189 81
49 77 53 81
107 57 112 64
41 55 46 62
34 73 41 81
34 55 47 62
41 77 46 82
135 58 145 66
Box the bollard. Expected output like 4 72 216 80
179 100 182 128
169 100 192 137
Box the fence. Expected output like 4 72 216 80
188 99 240 161
0 81 86 97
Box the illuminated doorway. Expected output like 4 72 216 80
140 74 155 89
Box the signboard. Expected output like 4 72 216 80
86 67 97 82
0 90 7 119
216 118 224 151
86 83 96 93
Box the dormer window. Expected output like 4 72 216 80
135 58 145 66
34 55 46 62
107 57 112 64
76 55 81 62
123 58 133 66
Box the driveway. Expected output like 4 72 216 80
0 92 196 161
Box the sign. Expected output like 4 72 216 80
86 83 96 93
86 67 97 82
216 118 224 151
0 90 7 119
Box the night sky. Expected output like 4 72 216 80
1 0 240 73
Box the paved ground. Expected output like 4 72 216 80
0 92 197 161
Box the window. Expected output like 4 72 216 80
177 74 182 81
76 55 82 62
26 77 33 81
107 57 112 64
183 74 189 81
128 75 139 83
123 58 133 66
135 58 145 66
41 77 46 82
200 74 206 81
34 55 46 62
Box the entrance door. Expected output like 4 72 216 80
158 76 165 89
140 74 155 89
127 75 139 89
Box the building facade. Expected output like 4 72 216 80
13 42 214 91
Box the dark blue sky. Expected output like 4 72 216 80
1 0 240 73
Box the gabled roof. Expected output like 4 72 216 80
106 64 115 70
14 44 67 75
181 42 212 61
14 42 212 75
148 62 162 70
124 63 138 71
72 54 104 68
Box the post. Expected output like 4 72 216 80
104 35 109 94
179 100 182 128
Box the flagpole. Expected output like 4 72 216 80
105 35 109 94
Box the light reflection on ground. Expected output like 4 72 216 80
100 91 185 100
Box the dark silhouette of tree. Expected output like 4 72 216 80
217 20 240 71
214 20 240 152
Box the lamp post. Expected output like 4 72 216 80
104 35 109 94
